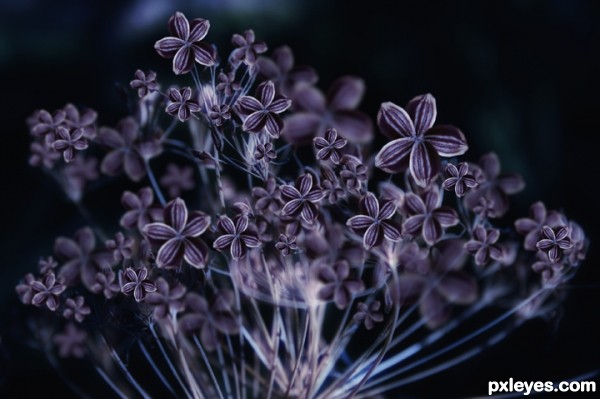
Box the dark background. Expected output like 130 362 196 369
1 0 599 397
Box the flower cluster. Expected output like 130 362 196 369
17 11 588 399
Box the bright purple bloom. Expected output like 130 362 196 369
402 189 459 246
213 215 261 260
346 192 401 249
63 103 97 139
443 162 478 197
313 128 347 164
130 69 158 97
515 202 565 251
31 272 66 311
166 87 201 122
375 94 468 187
154 12 215 75
119 267 157 302
536 225 573 263
236 81 291 138
51 126 88 163
143 198 211 269
280 174 325 224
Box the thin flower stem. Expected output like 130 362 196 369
149 323 193 398
193 335 226 399
109 348 152 399
138 340 178 397
145 160 166 206
95 366 130 399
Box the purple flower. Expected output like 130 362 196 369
209 104 231 127
313 128 347 164
119 267 157 302
63 103 97 139
120 187 163 231
213 215 261 260
402 189 459 246
97 117 146 182
63 155 99 200
160 163 196 198
396 240 476 329
55 227 113 290
252 178 281 212
29 140 60 169
339 155 367 191
105 232 135 263
321 166 345 204
275 234 298 256
166 87 201 122
515 202 565 251
230 29 267 66
536 225 573 263
31 109 66 140
54 323 87 358
143 198 211 269
464 225 503 266
254 142 277 162
353 301 384 330
236 81 291 138
317 260 365 309
256 45 318 96
63 296 91 322
38 256 58 274
130 69 158 97
179 291 239 351
375 94 468 187
442 162 478 197
216 72 241 97
280 174 325 224
31 272 66 311
91 268 120 299
531 252 564 286
464 153 525 217
51 126 88 163
346 192 401 249
15 273 36 305
283 76 373 144
146 277 187 319
154 12 215 75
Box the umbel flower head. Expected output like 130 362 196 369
16 10 588 399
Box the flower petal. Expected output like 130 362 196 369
327 76 365 111
189 18 210 42
184 238 208 268
183 212 211 237
347 215 373 231
165 198 188 232
422 217 442 246
374 137 413 174
424 125 468 157
331 110 373 143
406 93 437 134
409 142 440 187
156 238 184 268
154 37 183 58
377 101 415 139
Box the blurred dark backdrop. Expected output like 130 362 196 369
1 0 599 397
